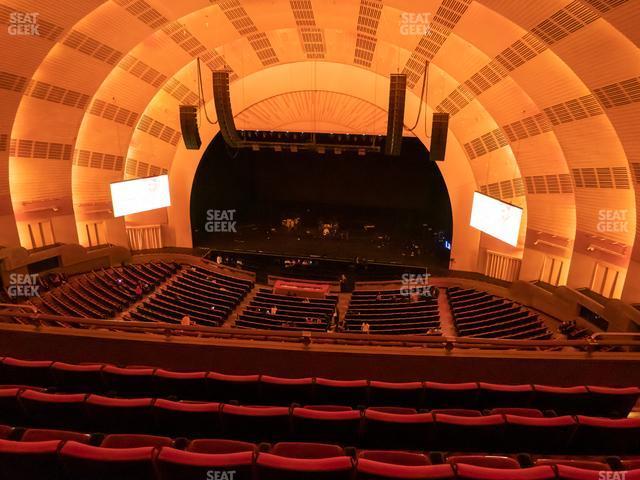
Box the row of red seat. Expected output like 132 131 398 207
1 357 637 416
1 388 639 453
0 432 638 480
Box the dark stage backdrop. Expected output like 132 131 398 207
191 133 452 267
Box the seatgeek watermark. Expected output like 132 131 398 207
400 12 432 36
597 209 628 233
205 209 237 233
8 12 40 36
400 270 432 297
7 273 40 299
206 471 236 480
599 472 626 480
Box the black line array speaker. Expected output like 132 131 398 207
212 71 243 148
430 113 449 161
179 105 202 150
384 73 407 156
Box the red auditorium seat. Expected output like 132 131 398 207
260 375 314 405
314 378 369 407
18 390 87 430
59 441 156 480
187 438 256 454
101 365 156 397
431 409 483 416
369 380 424 408
432 413 504 451
585 386 640 418
0 357 53 387
361 409 434 450
573 416 640 454
153 398 221 438
455 464 556 480
621 460 640 470
303 405 354 411
0 425 14 439
532 385 589 416
357 459 454 480
85 395 154 434
291 406 361 445
488 408 545 417
50 362 105 393
257 442 353 480
0 439 62 480
447 455 521 469
503 415 576 453
220 404 291 442
534 458 611 470
100 433 174 448
369 406 418 414
478 383 534 409
0 388 24 425
154 369 208 400
359 450 431 465
21 428 91 443
556 465 640 480
156 447 255 480
206 372 261 403
424 382 480 409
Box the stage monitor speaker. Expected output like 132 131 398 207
212 71 243 148
430 113 449 161
385 73 407 156
179 105 202 150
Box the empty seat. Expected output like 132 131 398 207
154 369 208 400
573 416 640 454
359 450 431 465
21 428 91 444
361 409 434 450
156 447 255 480
50 362 104 393
357 460 454 480
0 358 53 387
532 385 589 416
0 425 13 440
188 438 256 454
0 439 62 480
261 376 313 405
534 459 611 470
206 372 260 403
488 408 545 417
503 415 576 453
153 398 221 438
59 441 156 480
585 386 640 418
314 378 368 407
432 414 504 451
257 442 352 480
85 395 154 434
101 433 173 448
291 406 361 445
102 366 156 397
455 464 555 480
369 381 424 409
447 455 520 469
19 390 87 430
424 382 479 409
479 383 534 409
431 409 483 417
220 404 290 442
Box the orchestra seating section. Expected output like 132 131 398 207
447 287 553 340
0 356 639 479
31 262 178 319
236 289 338 331
127 265 253 327
344 289 441 334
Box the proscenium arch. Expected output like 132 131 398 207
1 0 637 297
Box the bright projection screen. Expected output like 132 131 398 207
110 175 171 217
470 191 523 246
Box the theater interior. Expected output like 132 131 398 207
0 0 639 478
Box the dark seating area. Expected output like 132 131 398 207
344 288 441 334
236 289 338 331
127 265 253 326
31 262 178 319
447 287 552 340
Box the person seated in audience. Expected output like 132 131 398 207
361 322 370 333
181 314 192 327
376 293 383 302
270 305 278 316
302 297 310 304
134 283 143 298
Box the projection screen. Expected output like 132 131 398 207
110 175 171 217
470 191 523 246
